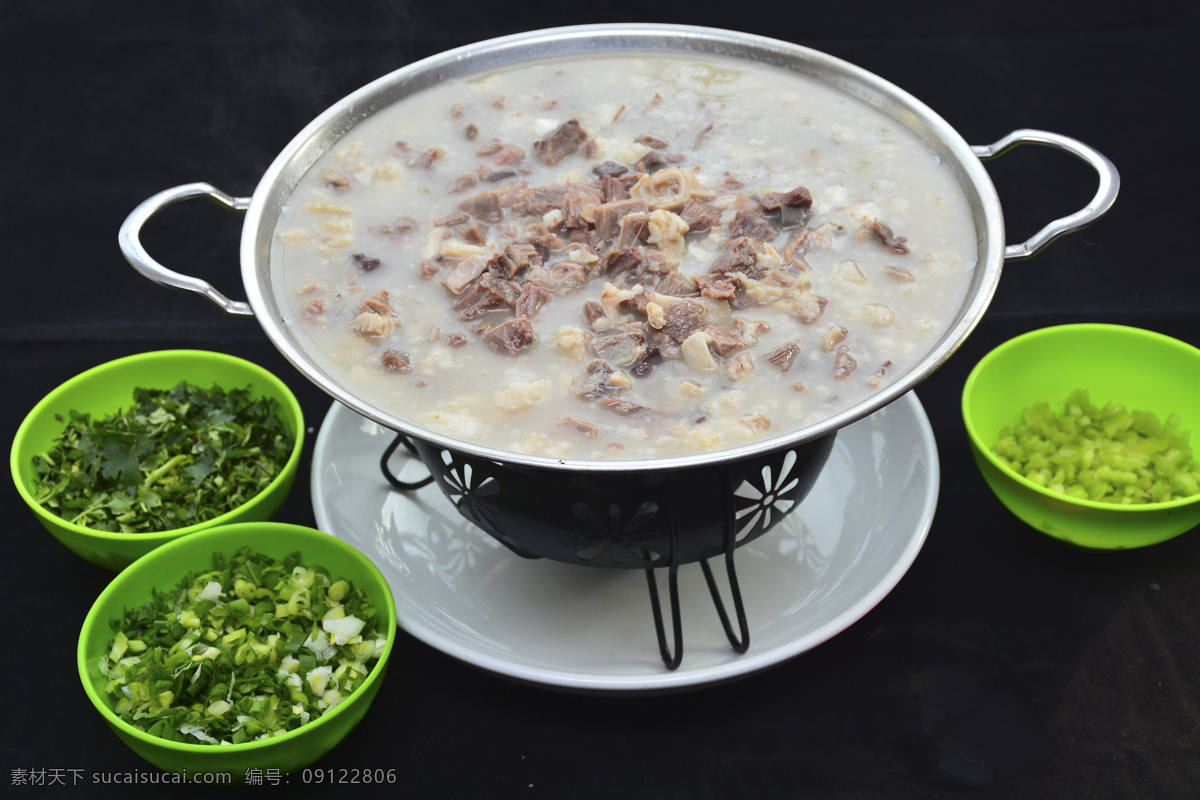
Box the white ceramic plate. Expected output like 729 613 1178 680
311 393 939 693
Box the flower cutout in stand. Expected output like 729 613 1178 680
572 500 664 565
438 450 504 536
733 450 801 541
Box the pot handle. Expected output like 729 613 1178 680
118 182 255 317
972 129 1119 261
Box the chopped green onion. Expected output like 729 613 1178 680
99 547 387 745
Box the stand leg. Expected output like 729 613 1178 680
645 563 683 671
645 509 683 670
700 545 750 654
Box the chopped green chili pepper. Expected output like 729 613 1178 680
30 381 294 532
99 547 387 745
995 389 1199 504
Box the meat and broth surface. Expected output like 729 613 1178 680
273 53 977 460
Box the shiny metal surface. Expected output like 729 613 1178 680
971 129 1119 260
120 23 1119 473
118 183 254 317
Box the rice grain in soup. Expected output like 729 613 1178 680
273 53 977 460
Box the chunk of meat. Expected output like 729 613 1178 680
592 161 629 179
493 178 530 208
659 299 705 343
617 212 651 249
727 209 775 242
477 165 518 183
482 317 536 356
447 173 478 194
442 254 490 295
708 237 758 276
599 397 651 417
358 290 394 316
539 261 589 295
509 184 571 215
592 199 648 241
869 219 910 254
655 271 700 297
678 199 722 233
518 223 561 261
701 324 746 358
601 173 631 202
582 300 604 327
602 247 644 281
694 272 741 302
533 119 589 166
575 359 619 399
764 342 800 372
460 222 489 245
591 322 648 366
456 190 504 223
561 189 602 230
515 283 551 318
352 252 381 271
379 350 412 372
452 270 519 319
496 242 542 278
555 417 600 439
833 346 857 379
759 186 813 228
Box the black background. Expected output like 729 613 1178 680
3 1 1198 797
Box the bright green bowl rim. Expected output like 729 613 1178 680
10 349 305 543
76 522 397 755
962 323 1200 513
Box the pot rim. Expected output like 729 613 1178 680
240 22 1005 473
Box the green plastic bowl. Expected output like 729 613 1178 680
78 522 396 779
11 350 304 570
962 324 1200 549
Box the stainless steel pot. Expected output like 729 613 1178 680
120 23 1118 475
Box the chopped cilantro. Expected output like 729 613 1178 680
30 382 295 533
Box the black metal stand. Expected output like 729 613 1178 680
380 432 751 671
